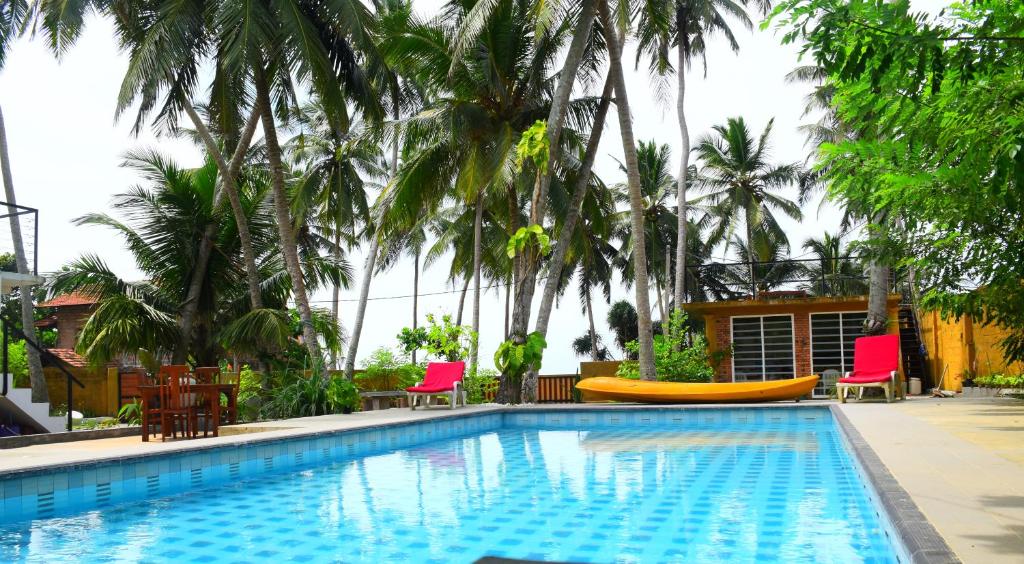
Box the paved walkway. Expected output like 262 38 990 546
837 396 1024 563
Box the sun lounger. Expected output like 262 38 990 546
837 334 905 403
406 361 467 410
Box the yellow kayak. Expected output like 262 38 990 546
575 375 819 403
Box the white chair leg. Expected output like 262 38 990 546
838 385 847 404
409 394 416 410
449 391 456 410
884 383 893 403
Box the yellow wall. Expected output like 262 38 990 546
43 366 120 417
919 311 1024 391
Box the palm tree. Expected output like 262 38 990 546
788 65 890 334
718 235 802 295
800 232 868 297
694 116 802 297
635 0 769 313
612 141 679 319
598 0 657 380
47 151 344 366
36 0 383 368
287 103 386 367
0 0 48 402
377 0 593 395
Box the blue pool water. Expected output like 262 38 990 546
0 410 897 563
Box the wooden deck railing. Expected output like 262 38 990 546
482 374 580 403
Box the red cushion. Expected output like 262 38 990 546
839 371 893 384
852 334 899 374
405 361 465 393
406 385 454 393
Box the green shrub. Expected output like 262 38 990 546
397 313 475 362
464 368 500 404
617 311 714 383
117 400 142 425
236 365 264 422
974 373 1024 389
326 377 360 413
494 333 546 387
8 340 28 387
357 347 422 390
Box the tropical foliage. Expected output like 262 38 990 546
1 0 1016 410
769 0 1024 360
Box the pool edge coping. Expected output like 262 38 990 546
829 405 961 564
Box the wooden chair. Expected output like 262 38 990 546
158 365 197 440
119 368 149 407
193 366 220 384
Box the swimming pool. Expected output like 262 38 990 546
0 408 902 562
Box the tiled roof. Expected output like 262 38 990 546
37 292 98 308
46 348 89 368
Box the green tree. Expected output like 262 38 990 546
0 0 48 402
770 0 1024 357
800 232 867 297
598 0 658 380
612 140 680 320
376 0 595 396
694 116 802 297
636 0 771 312
47 151 343 366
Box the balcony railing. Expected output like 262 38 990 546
0 201 39 276
691 257 898 302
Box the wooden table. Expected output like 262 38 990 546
139 384 235 441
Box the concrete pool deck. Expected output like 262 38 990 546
1 398 1021 562
836 396 1024 563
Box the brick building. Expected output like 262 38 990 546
686 294 903 398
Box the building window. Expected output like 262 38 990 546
810 311 869 397
731 315 795 382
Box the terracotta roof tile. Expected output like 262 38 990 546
46 348 89 368
37 292 98 308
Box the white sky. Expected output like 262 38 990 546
0 1 946 373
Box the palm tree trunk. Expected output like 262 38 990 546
345 236 378 379
455 276 470 326
664 245 672 313
501 0 597 404
865 212 890 335
655 279 667 324
0 104 46 403
470 193 484 376
532 0 598 222
533 75 613 336
599 0 656 380
173 103 263 363
746 218 757 299
330 230 342 369
411 249 419 364
184 103 263 310
673 44 690 312
503 283 510 341
585 282 599 362
254 69 322 367
345 100 400 379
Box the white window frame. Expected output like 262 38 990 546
729 314 797 382
809 310 868 397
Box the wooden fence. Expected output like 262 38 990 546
482 374 580 403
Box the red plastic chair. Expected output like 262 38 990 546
836 334 905 403
406 361 467 410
